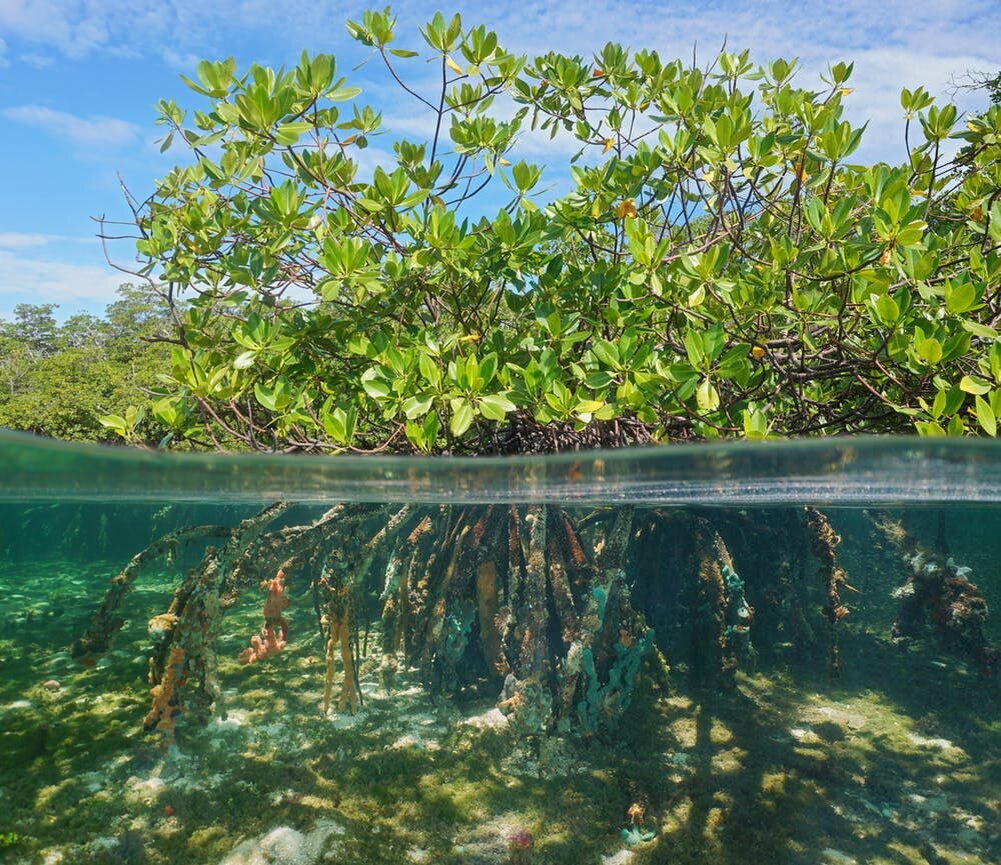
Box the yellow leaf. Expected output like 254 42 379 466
879 246 893 266
967 120 978 131
446 56 464 75
615 199 637 219
838 87 854 96
751 345 766 360
459 333 481 342
603 138 615 152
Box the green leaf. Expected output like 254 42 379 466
696 378 720 411
915 421 946 437
422 412 440 446
591 339 619 367
362 378 391 399
418 352 442 387
450 398 474 436
233 350 257 370
945 281 977 314
402 394 433 419
479 353 499 386
931 387 947 419
684 330 704 367
479 393 515 421
976 395 997 436
874 293 899 323
916 337 942 365
254 382 277 411
585 371 615 389
275 122 312 145
959 375 991 395
99 415 128 434
961 320 998 339
742 408 769 439
327 85 362 102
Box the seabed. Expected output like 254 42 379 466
1 539 998 865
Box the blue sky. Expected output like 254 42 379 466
0 0 997 321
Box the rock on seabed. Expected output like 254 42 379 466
218 820 344 865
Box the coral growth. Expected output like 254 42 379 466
507 830 534 865
239 625 288 665
143 643 185 739
239 568 290 664
722 563 757 670
871 513 996 676
893 550 997 675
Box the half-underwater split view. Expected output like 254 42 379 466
1 434 998 865
2 1 1001 864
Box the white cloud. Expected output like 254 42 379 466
349 144 402 183
160 46 203 73
2 105 140 148
1 0 996 170
18 50 54 67
0 233 96 249
0 0 110 58
0 248 127 311
0 232 52 248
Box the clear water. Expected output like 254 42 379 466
0 431 997 865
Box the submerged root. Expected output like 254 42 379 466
872 511 997 676
78 496 934 742
804 506 848 678
323 609 357 715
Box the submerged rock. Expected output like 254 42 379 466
218 819 344 865
460 707 508 730
821 849 857 865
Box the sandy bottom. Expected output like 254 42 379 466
0 560 998 865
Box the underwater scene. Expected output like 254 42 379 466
0 433 998 865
